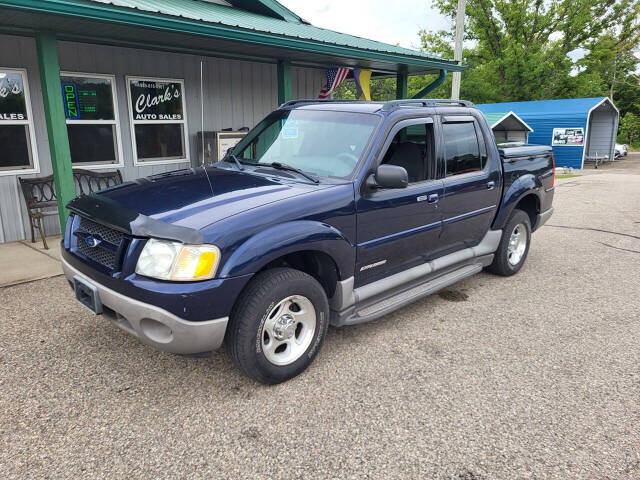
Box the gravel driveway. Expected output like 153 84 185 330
2 158 639 479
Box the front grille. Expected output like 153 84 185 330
74 217 125 271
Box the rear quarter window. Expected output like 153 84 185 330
443 121 485 176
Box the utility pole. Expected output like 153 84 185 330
451 0 466 100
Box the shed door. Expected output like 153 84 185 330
587 110 616 159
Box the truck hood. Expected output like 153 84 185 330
67 166 332 239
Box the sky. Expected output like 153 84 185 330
277 0 451 51
277 1 597 67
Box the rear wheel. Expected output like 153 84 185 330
488 209 531 276
226 268 329 384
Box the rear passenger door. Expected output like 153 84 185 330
356 118 443 286
438 116 501 253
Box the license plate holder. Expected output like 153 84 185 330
73 275 103 315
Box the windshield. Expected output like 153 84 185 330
231 109 380 179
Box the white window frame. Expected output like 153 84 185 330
60 71 124 170
0 67 40 177
126 76 190 166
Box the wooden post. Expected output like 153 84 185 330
277 60 292 105
396 67 408 99
36 31 74 231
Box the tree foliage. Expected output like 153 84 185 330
618 112 640 146
335 0 640 144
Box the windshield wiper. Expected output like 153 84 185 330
264 162 319 183
222 153 245 171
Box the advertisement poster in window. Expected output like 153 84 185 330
0 71 27 121
552 127 584 146
129 80 183 121
127 77 188 164
0 69 38 174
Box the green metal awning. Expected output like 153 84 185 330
0 0 463 74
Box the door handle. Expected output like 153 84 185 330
417 193 439 204
487 181 495 190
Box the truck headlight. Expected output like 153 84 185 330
135 239 221 281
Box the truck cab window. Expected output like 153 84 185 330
381 123 434 183
443 122 483 176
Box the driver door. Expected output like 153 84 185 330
355 118 443 287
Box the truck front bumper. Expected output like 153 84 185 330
62 257 228 355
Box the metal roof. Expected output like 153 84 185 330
477 97 616 117
481 111 533 131
66 0 461 68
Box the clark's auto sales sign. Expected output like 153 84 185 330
130 80 183 121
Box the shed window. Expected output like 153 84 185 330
127 77 189 164
60 73 121 167
0 68 38 175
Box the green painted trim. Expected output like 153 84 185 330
258 0 303 23
412 69 447 98
277 60 292 105
36 31 74 230
227 0 302 23
0 0 464 72
396 68 408 99
232 0 303 23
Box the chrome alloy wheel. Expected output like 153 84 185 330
261 295 316 366
507 223 527 266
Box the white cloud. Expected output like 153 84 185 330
278 0 451 51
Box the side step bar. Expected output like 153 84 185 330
335 261 486 327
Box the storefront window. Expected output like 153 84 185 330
0 68 38 174
60 73 121 167
127 77 189 164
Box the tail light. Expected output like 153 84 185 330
551 155 555 187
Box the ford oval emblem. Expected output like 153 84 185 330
85 235 102 248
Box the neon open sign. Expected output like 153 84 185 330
62 82 80 120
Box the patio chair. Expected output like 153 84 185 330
19 169 123 250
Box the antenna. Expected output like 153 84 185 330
200 60 214 195
200 60 205 165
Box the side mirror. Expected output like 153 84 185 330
367 164 408 189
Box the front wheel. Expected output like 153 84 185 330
488 209 531 276
226 268 329 384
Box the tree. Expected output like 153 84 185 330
336 0 640 127
425 0 639 101
618 112 640 146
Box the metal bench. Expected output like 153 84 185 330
19 169 123 249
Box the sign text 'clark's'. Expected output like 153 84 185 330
131 80 184 121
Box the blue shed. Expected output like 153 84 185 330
478 98 619 169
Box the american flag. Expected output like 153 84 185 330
318 67 352 99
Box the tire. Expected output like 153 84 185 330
488 209 531 277
226 268 330 384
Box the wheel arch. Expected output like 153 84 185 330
218 220 355 297
492 175 542 231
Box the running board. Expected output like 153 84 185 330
340 263 483 326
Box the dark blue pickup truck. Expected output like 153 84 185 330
62 99 554 384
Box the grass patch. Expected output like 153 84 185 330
556 174 581 179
